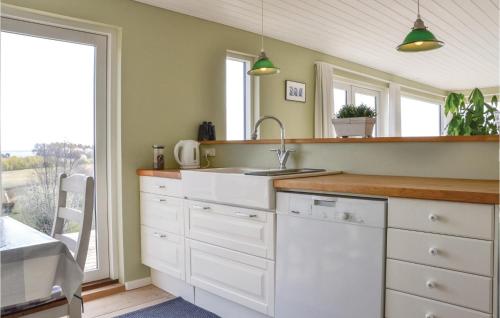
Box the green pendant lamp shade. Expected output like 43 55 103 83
248 50 280 75
248 0 279 76
397 0 444 52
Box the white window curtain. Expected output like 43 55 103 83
314 62 334 138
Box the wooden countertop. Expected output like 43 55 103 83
200 135 499 145
273 173 499 204
136 169 499 204
136 169 181 179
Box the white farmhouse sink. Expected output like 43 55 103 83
181 168 337 210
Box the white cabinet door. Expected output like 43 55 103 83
140 192 184 235
185 200 275 259
185 239 275 316
386 259 492 313
141 225 185 280
387 228 493 276
388 198 494 240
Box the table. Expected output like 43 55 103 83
0 216 83 309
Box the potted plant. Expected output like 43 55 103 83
445 88 499 135
332 104 377 137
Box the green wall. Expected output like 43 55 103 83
205 142 499 180
3 0 496 283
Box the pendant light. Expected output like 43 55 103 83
397 0 444 52
248 0 280 75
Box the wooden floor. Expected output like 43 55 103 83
82 285 175 318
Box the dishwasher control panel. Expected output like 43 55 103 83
276 192 387 228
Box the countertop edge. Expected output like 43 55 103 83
136 169 181 179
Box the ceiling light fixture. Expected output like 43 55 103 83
397 0 444 52
248 0 280 75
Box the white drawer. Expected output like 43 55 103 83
140 192 184 235
140 176 183 198
388 198 494 240
385 289 491 318
185 239 275 316
386 259 492 313
387 229 493 276
141 225 185 280
185 200 275 259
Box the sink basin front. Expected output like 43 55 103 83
181 168 275 210
181 168 337 210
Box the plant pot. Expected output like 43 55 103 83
331 117 376 137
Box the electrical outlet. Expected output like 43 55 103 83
203 148 216 157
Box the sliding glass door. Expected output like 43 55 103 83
1 17 109 282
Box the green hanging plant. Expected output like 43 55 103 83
444 88 499 136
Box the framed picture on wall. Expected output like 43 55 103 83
285 80 306 102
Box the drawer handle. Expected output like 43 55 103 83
192 205 211 210
426 280 436 289
425 314 435 318
153 232 167 238
158 199 167 202
234 212 258 218
428 247 439 256
428 214 438 222
290 210 301 214
158 185 166 189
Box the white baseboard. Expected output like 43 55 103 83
124 276 152 290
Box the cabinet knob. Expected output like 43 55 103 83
425 313 435 318
428 214 438 222
428 247 439 256
426 280 436 289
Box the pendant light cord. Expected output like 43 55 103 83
261 0 264 52
417 0 420 17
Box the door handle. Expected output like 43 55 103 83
153 232 167 238
192 205 210 210
234 212 258 218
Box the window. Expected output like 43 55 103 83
333 83 381 135
226 54 253 140
1 17 109 282
401 96 442 136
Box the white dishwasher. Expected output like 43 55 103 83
275 192 386 318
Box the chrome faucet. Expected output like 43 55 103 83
251 116 294 169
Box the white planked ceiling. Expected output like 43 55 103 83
135 0 499 91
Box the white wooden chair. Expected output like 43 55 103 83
22 173 95 318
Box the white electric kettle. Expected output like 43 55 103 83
173 140 200 169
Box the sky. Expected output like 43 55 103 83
1 32 95 155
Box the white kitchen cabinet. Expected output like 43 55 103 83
386 198 497 317
387 228 493 276
140 192 184 235
386 259 492 313
386 289 491 318
184 200 275 259
140 175 183 198
388 198 494 240
141 225 185 280
185 239 275 317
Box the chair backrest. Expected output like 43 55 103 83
51 173 95 271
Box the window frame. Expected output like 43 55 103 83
225 51 258 140
399 93 445 137
333 78 384 137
